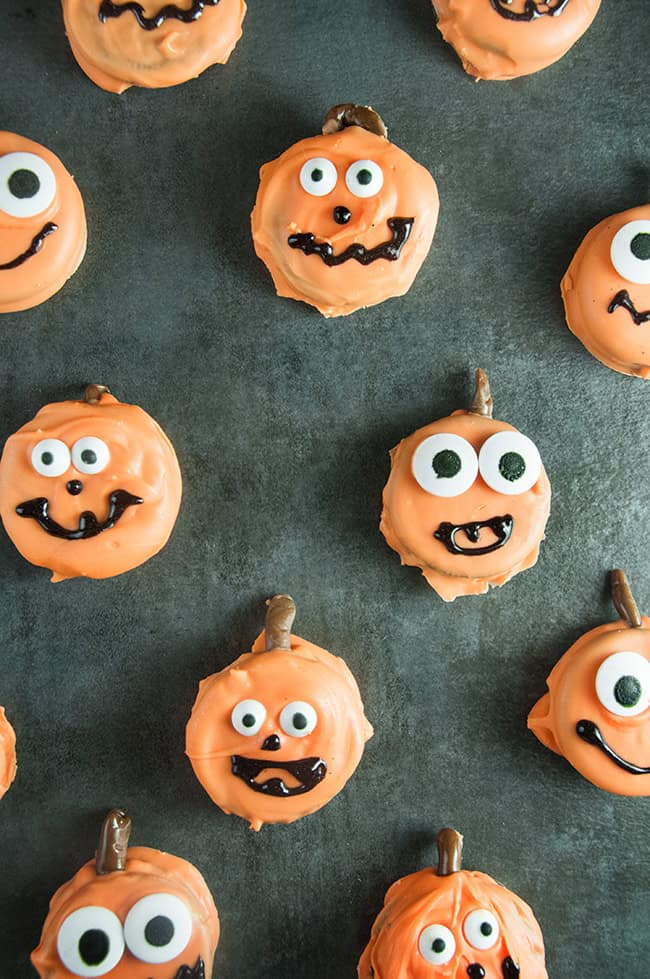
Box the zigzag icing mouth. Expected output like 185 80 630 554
490 0 569 20
98 0 219 30
434 515 513 556
287 217 414 267
0 222 58 271
608 290 650 326
231 755 327 796
15 489 143 540
576 720 650 775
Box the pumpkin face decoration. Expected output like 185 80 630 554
359 828 547 979
562 205 650 378
186 595 373 830
529 570 650 796
432 0 601 80
251 104 439 317
380 370 551 602
0 706 17 801
61 0 246 94
0 385 182 582
32 810 220 979
0 131 86 313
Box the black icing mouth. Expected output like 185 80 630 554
434 515 513 555
490 0 569 19
15 490 143 540
467 959 520 979
608 290 650 326
231 755 327 796
287 217 414 267
173 959 205 979
98 0 219 30
576 720 650 776
0 222 58 271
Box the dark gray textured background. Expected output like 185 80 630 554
1 1 649 976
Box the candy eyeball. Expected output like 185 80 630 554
31 439 71 478
231 699 266 736
56 906 124 977
0 151 57 219
463 908 500 950
418 923 456 965
610 220 650 285
595 651 650 718
478 431 542 496
279 701 318 737
345 160 384 198
123 893 193 964
412 433 479 498
299 158 338 197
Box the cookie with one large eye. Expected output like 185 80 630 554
251 104 439 317
0 384 182 582
432 0 600 80
0 706 16 801
0 131 86 313
186 595 373 830
32 809 220 979
529 570 650 796
61 0 246 93
562 204 650 378
380 369 551 601
358 827 548 979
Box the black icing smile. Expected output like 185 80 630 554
173 959 206 979
231 755 327 796
287 217 414 267
15 490 143 540
468 959 520 979
490 0 569 19
576 720 650 775
608 290 650 326
98 0 219 30
0 222 58 271
434 515 513 555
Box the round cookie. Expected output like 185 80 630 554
529 570 650 796
61 0 246 94
359 828 548 979
32 809 220 979
251 104 439 317
432 0 601 81
0 707 17 800
380 369 551 601
0 384 182 582
562 204 650 378
186 594 373 830
0 131 86 313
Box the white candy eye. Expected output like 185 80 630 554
299 158 338 197
418 924 456 965
124 893 192 965
280 701 318 738
231 699 266 736
412 433 478 498
478 431 542 496
595 651 650 718
463 909 500 950
57 906 124 977
31 438 71 477
71 437 110 475
0 151 57 219
345 160 384 198
610 220 650 285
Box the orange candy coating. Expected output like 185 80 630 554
0 389 182 582
0 707 17 800
61 0 246 94
0 131 86 313
432 0 601 81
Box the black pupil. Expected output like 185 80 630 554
144 915 175 947
499 451 526 482
80 449 97 465
432 938 446 954
480 922 493 936
614 675 642 708
311 168 323 183
432 449 461 479
78 929 109 966
242 713 256 728
8 168 40 199
630 233 650 261
41 451 54 466
356 168 372 186
293 712 308 730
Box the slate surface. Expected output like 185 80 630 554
1 1 649 977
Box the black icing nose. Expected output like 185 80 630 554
333 205 351 225
262 734 281 752
467 967 486 979
66 480 83 496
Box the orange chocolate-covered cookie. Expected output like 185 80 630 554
381 369 551 601
562 204 650 378
433 0 601 81
251 104 439 317
359 828 548 979
0 707 17 800
32 809 220 979
529 570 650 796
0 385 182 582
186 595 373 830
62 0 246 94
0 131 86 313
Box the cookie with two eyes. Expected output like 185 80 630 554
380 369 551 601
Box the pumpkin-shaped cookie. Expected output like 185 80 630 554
529 570 650 795
61 0 246 93
432 0 601 81
251 104 439 317
32 809 219 979
0 706 17 800
0 385 182 582
186 595 373 830
359 828 547 979
0 131 86 313
380 369 551 601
